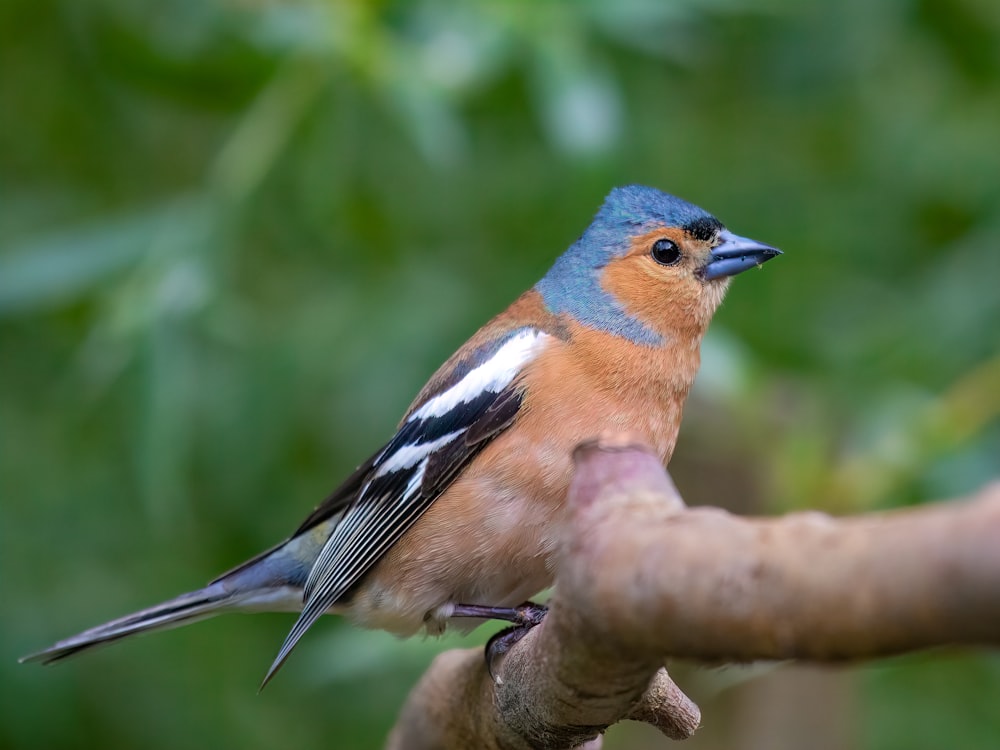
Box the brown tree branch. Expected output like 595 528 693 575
387 434 1000 749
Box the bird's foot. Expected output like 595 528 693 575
451 601 548 684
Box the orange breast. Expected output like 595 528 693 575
347 321 701 636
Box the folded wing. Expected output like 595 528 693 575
262 327 551 685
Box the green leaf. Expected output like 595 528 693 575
0 201 200 316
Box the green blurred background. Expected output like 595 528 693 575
2 1 999 748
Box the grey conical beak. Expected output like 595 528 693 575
702 230 782 280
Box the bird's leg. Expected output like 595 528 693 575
451 601 548 682
450 601 547 624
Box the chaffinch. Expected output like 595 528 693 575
23 185 780 685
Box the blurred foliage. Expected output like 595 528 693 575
2 0 999 748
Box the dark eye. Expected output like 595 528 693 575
651 238 682 266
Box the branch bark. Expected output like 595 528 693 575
387 433 1000 749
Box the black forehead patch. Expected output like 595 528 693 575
685 216 723 242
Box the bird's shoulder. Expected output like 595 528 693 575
404 288 568 419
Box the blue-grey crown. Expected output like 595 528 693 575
535 185 721 346
590 185 719 244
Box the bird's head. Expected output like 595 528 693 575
536 185 780 345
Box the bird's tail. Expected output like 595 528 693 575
19 540 311 666
20 584 241 664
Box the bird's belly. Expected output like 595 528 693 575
343 525 556 637
342 454 566 637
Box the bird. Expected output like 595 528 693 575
21 184 780 687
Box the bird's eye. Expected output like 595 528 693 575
651 238 682 266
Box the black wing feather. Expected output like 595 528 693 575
293 453 379 536
260 377 530 687
423 388 524 494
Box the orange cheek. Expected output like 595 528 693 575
601 258 704 338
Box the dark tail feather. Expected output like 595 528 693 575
19 528 328 678
19 582 237 665
19 537 311 667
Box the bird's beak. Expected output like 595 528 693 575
702 230 782 280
